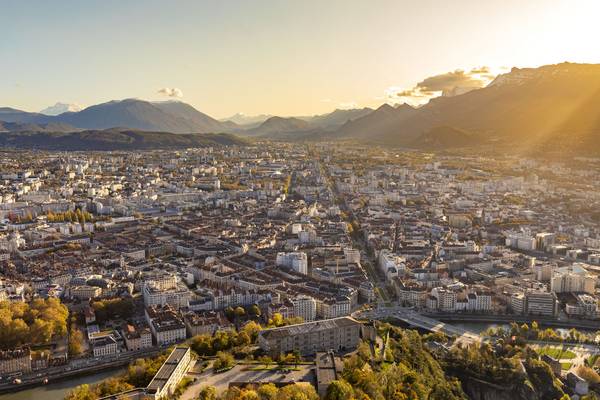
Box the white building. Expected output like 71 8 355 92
430 287 457 312
550 264 595 294
291 295 317 322
147 347 192 399
145 305 187 346
92 336 118 357
378 250 405 279
143 282 191 309
70 285 102 300
276 252 308 275
467 292 492 312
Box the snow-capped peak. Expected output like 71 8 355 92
39 102 82 116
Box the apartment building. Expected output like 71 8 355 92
258 316 362 356
147 347 192 399
145 305 187 346
291 295 317 322
123 324 153 351
276 252 308 275
0 348 32 375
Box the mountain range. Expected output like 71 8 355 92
1 100 372 136
1 99 233 134
335 62 600 154
2 62 600 154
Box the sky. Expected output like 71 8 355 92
1 0 600 118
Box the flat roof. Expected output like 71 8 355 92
147 347 190 392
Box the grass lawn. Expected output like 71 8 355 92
537 346 577 360
247 365 301 371
561 362 573 370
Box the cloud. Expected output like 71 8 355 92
384 66 499 106
157 87 183 98
416 69 485 93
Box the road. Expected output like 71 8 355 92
357 306 483 345
317 156 393 303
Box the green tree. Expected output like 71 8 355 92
236 331 251 347
325 379 355 400
276 383 319 400
241 321 262 341
69 329 85 357
257 383 279 400
64 384 96 400
249 304 262 317
214 351 235 371
234 306 246 318
269 313 284 327
198 385 218 400
95 377 134 397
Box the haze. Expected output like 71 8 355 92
1 0 599 117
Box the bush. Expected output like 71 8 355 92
214 351 235 371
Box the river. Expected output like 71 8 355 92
0 368 125 400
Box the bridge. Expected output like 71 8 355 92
356 306 482 344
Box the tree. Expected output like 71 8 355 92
249 304 262 317
95 377 134 397
198 385 218 400
236 331 251 347
0 298 69 349
257 383 279 400
291 350 302 368
190 334 214 356
241 321 262 341
29 318 53 344
64 384 96 400
258 355 273 369
325 379 355 400
214 351 235 371
276 383 319 400
234 306 246 318
270 313 284 327
69 329 85 357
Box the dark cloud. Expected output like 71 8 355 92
416 69 485 92
389 66 498 105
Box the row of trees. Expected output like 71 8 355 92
47 209 93 223
223 304 261 320
198 382 319 400
0 298 69 349
190 321 261 356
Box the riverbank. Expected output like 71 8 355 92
0 367 125 400
0 348 162 397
